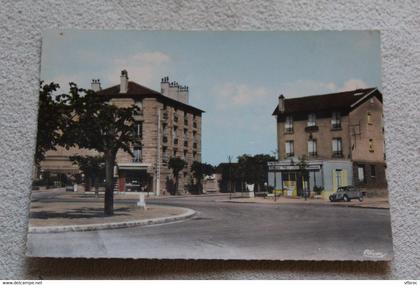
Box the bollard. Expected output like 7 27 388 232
137 192 147 209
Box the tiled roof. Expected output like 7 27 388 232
272 88 382 116
97 81 204 114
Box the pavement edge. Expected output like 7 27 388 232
28 207 196 234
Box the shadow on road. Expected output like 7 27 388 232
30 207 131 220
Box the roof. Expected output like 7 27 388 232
97 81 205 114
272 88 382 116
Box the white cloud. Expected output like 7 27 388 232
106 51 171 87
280 78 369 98
214 82 272 110
338 79 368 91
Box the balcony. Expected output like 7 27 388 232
305 125 319 132
132 157 142 163
162 136 168 143
285 152 294 158
162 112 168 120
308 152 318 157
331 123 342 131
332 151 343 158
284 127 294 134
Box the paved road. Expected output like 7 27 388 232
27 194 393 260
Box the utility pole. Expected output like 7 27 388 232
156 107 161 196
228 155 232 200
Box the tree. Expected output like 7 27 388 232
70 155 105 192
190 161 214 193
35 82 68 165
58 83 139 215
297 155 309 199
237 154 275 192
168 157 187 195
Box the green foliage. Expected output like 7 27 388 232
313 186 324 194
35 82 69 164
168 157 187 194
190 161 214 194
36 81 140 215
216 153 275 193
70 155 105 192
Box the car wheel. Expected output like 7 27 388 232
329 196 334 202
343 195 349 202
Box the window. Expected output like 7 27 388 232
370 165 376 177
133 147 142 162
369 139 374 152
173 150 177 157
331 112 341 129
285 140 294 157
307 113 316 127
183 150 187 159
358 165 365 182
162 147 168 162
332 138 343 157
285 116 293 133
308 139 317 157
367 112 372 125
193 151 197 160
133 100 143 115
133 122 142 138
173 126 178 138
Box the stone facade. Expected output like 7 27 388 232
39 71 203 195
270 88 387 196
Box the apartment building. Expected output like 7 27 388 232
268 88 387 198
40 70 203 195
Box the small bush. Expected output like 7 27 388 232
313 186 324 194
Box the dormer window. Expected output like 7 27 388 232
284 116 293 133
307 113 316 127
331 112 341 129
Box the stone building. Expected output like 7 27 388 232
268 88 387 198
39 70 204 195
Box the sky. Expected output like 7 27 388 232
41 30 381 165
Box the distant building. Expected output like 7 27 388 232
39 70 204 195
268 88 387 198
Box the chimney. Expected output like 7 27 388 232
278 94 285 113
120 70 128 93
160 76 170 96
91 79 101 92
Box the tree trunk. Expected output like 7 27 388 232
104 151 115 216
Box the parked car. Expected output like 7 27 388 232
329 186 363 202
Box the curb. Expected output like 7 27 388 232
28 207 196 234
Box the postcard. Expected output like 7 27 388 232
27 30 392 260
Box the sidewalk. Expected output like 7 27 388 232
29 195 195 233
216 195 389 209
